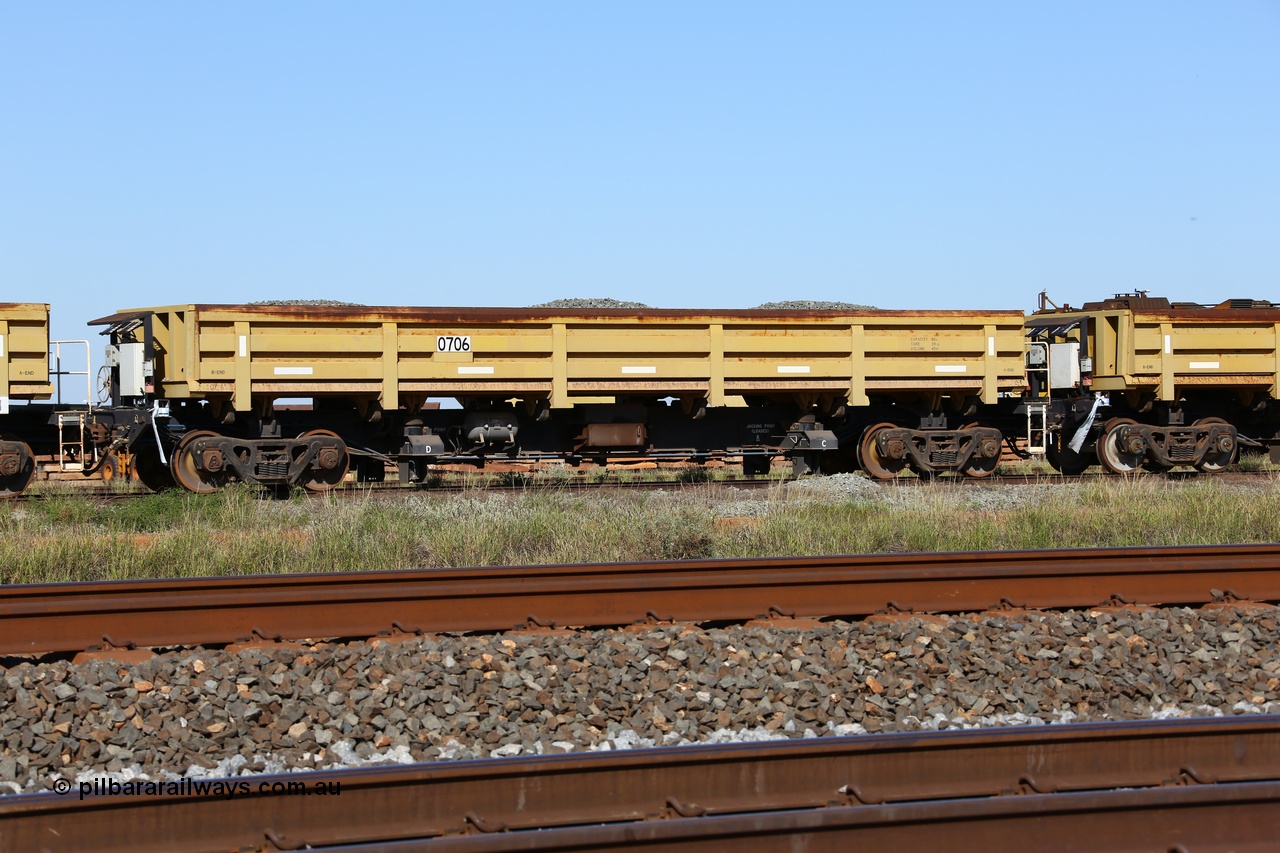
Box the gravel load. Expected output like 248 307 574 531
530 299 652 309
2 605 1277 793
248 300 364 307
754 301 879 310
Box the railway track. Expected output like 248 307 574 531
4 716 1278 852
4 543 1279 657
13 464 1279 504
9 473 788 503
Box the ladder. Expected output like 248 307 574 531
1025 403 1048 456
1023 341 1050 456
55 411 94 472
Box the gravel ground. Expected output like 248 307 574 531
783 472 1082 511
3 604 1276 793
695 473 1078 518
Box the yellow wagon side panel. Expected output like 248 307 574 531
115 305 1026 412
0 303 53 404
1129 314 1280 397
1034 303 1280 400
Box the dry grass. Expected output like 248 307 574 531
3 473 1279 584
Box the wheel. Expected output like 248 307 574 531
0 437 35 498
1193 417 1238 473
132 442 175 492
1096 418 1147 474
298 429 349 492
1045 432 1091 475
961 423 1001 478
858 423 908 480
100 453 141 485
170 430 229 494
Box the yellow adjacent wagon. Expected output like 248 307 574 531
1028 294 1280 473
0 303 53 407
0 303 52 496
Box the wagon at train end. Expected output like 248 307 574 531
1026 292 1280 474
0 303 54 496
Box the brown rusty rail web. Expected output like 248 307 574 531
3 716 1279 852
3 543 1280 656
7 717 1280 850
349 783 1280 852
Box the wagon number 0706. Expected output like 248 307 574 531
436 335 472 353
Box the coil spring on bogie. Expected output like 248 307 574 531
1169 444 1197 461
930 452 958 466
255 462 290 478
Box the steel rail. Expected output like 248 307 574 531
9 466 1272 506
3 543 1280 655
9 475 783 502
2 717 1278 853
327 783 1280 852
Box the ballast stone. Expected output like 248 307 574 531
0 606 1277 792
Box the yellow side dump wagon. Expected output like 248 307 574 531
90 303 1028 490
0 303 52 495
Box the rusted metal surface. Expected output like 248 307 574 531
858 424 1002 479
168 429 350 493
1096 418 1238 473
4 472 787 504
3 717 1278 852
337 783 1280 851
4 543 1280 655
95 304 1022 321
574 422 647 449
0 439 35 498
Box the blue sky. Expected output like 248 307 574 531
3 3 1278 347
